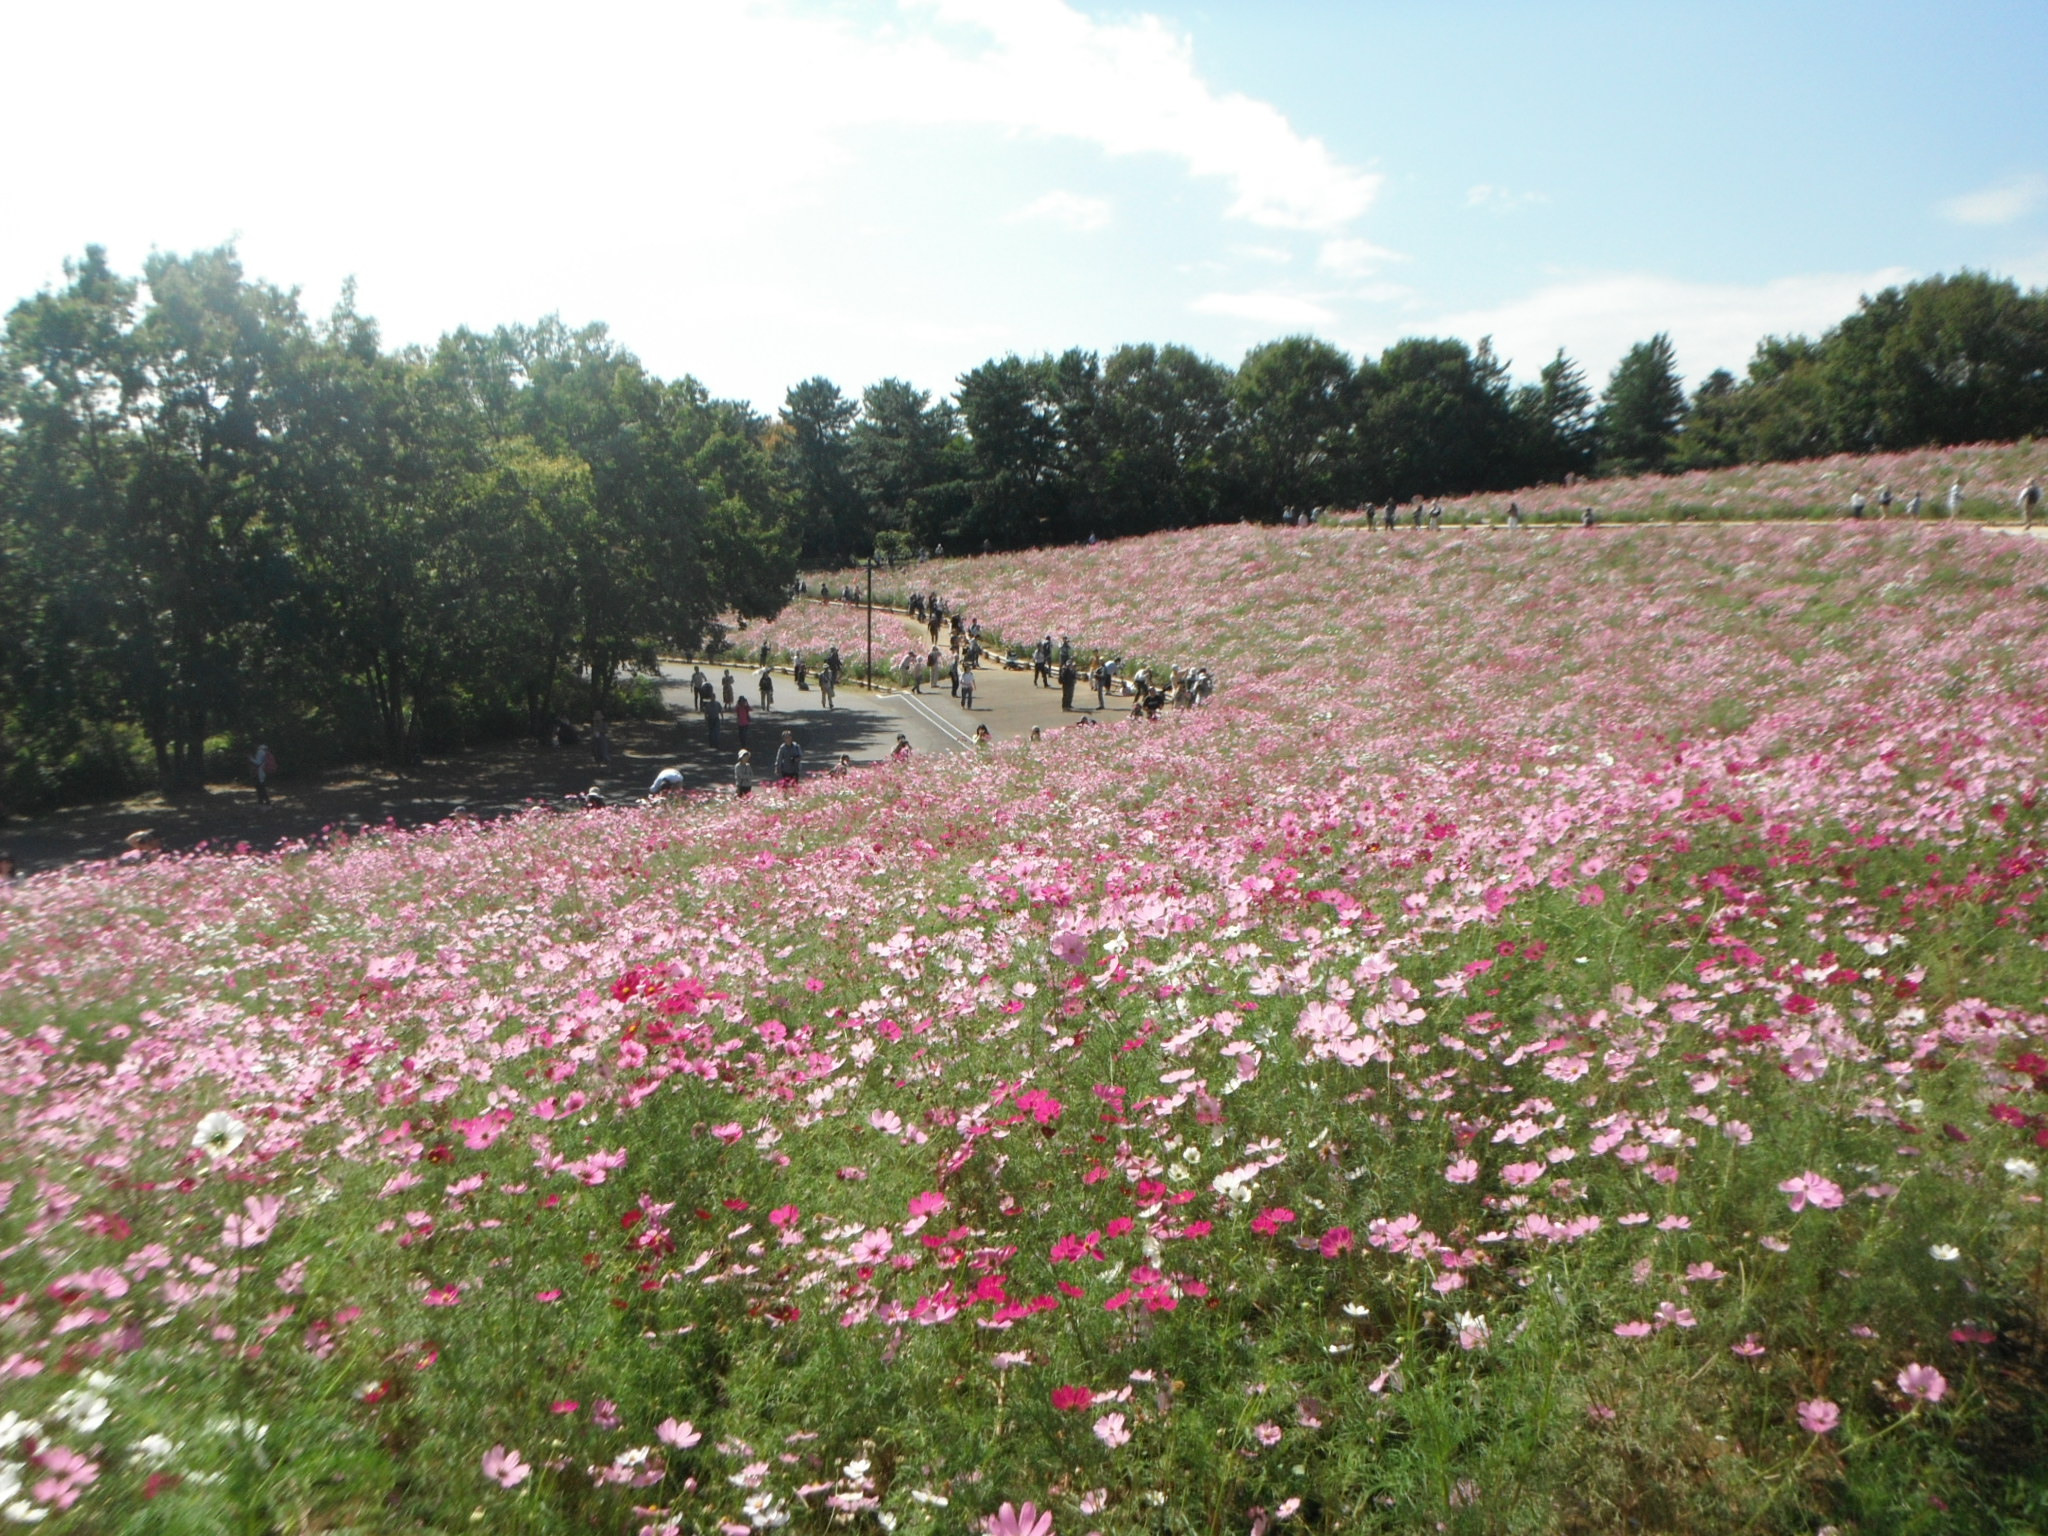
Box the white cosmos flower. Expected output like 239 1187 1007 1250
0 1415 42 1452
2004 1158 2040 1182
51 1389 110 1434
193 1111 249 1160
1929 1244 1961 1262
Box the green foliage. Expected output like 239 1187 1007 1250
1597 334 1689 475
0 249 794 805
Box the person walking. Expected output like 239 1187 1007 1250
1907 491 1923 518
1059 657 1077 711
758 667 774 709
591 710 611 766
775 730 802 786
819 667 836 709
758 638 770 669
721 670 735 707
2021 479 2042 528
735 695 752 748
250 743 276 805
959 665 976 710
704 693 722 749
733 750 754 797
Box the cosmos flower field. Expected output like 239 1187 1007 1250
5 522 2048 1534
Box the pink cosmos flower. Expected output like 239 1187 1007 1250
1653 1303 1697 1330
222 1193 284 1249
1612 1321 1652 1338
987 1501 1055 1536
1253 1421 1283 1447
29 1445 98 1510
1778 1172 1845 1213
769 1205 800 1228
1444 1158 1479 1184
1319 1226 1354 1258
1795 1399 1840 1435
1051 930 1090 966
1897 1363 1947 1404
1731 1334 1766 1358
1092 1412 1131 1449
482 1444 531 1487
422 1285 461 1307
1050 1386 1093 1411
1500 1161 1545 1189
657 1417 702 1448
908 1191 948 1219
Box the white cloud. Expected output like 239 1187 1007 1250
1423 267 1917 385
1465 184 1546 212
802 0 1380 230
1191 291 1337 327
1939 174 2047 226
1317 237 1403 277
1006 191 1113 231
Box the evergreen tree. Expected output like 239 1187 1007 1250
1596 333 1687 474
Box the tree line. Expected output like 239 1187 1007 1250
5 249 2045 811
0 247 792 811
783 269 2048 562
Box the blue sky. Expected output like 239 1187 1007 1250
8 0 2045 411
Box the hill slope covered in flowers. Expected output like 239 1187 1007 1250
5 523 2048 1534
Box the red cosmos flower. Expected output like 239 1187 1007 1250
1050 1385 1093 1411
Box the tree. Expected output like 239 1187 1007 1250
848 379 969 554
1817 272 2048 450
1356 336 1517 500
1596 333 1687 475
1094 343 1233 536
956 355 1066 549
1510 349 1597 484
776 377 861 562
1229 337 1356 518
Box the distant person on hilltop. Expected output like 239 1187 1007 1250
1907 491 1923 518
1877 484 1893 518
1849 490 1867 520
1948 481 1964 519
2022 480 2042 528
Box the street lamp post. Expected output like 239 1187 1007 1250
865 556 876 688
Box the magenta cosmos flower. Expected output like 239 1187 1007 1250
1778 1172 1846 1213
986 1501 1054 1536
1795 1400 1841 1435
481 1445 531 1487
1897 1363 1948 1404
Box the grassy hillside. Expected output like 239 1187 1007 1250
4 524 2048 1534
1325 440 2047 525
